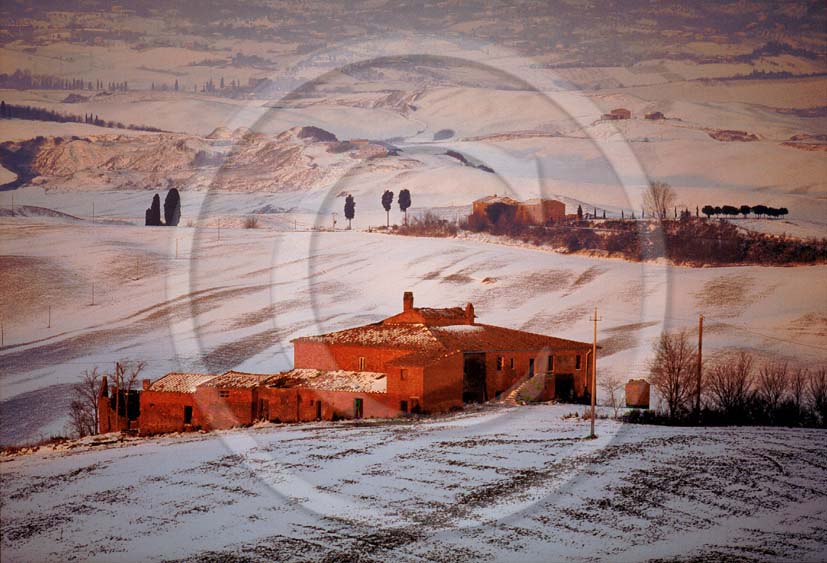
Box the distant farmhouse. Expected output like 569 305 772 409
99 292 594 434
602 108 631 120
471 195 566 225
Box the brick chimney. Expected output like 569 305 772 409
403 291 414 312
465 302 475 324
142 378 151 391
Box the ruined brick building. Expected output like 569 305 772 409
99 292 594 434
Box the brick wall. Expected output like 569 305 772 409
294 341 411 372
139 390 203 435
422 353 464 412
195 387 257 430
258 387 400 421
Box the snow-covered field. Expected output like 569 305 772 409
2 404 826 562
2 212 825 445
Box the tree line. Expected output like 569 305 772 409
0 100 164 132
0 69 127 91
702 204 788 219
635 330 827 428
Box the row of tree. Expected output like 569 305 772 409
0 101 164 132
341 189 412 229
702 204 789 219
0 69 128 91
145 189 181 226
647 330 827 427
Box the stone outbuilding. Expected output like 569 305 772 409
625 379 651 409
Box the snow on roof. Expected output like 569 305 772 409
294 318 591 354
293 322 442 349
150 372 217 393
264 369 387 393
429 323 593 352
474 195 520 205
201 371 273 389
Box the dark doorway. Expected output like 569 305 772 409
258 399 269 420
529 358 535 376
463 353 487 403
400 400 408 414
183 405 193 425
354 398 363 419
555 373 575 403
316 400 322 420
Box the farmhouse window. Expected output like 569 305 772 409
529 358 535 376
219 390 230 398
548 355 554 372
400 369 408 380
510 358 515 369
496 356 504 370
575 355 581 370
358 356 366 370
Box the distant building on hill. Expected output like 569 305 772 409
645 111 665 120
100 292 594 434
602 108 631 120
471 195 566 225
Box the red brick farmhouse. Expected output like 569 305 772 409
99 292 594 434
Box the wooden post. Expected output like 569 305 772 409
48 305 51 328
175 238 179 259
92 201 95 222
696 314 703 423
1 317 4 347
590 305 598 439
91 281 95 305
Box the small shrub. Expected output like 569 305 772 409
243 215 260 229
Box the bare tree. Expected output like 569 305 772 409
790 367 808 416
705 351 754 417
68 368 102 437
112 361 145 431
649 330 697 418
756 360 788 413
808 368 827 426
600 372 625 418
643 181 677 222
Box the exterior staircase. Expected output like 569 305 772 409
501 371 548 406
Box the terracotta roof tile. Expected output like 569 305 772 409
293 322 442 349
201 371 274 389
264 369 387 393
149 372 216 393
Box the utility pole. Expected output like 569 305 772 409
1 317 4 347
91 281 95 305
589 305 600 439
92 201 95 222
175 238 179 259
48 305 51 329
696 313 703 424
